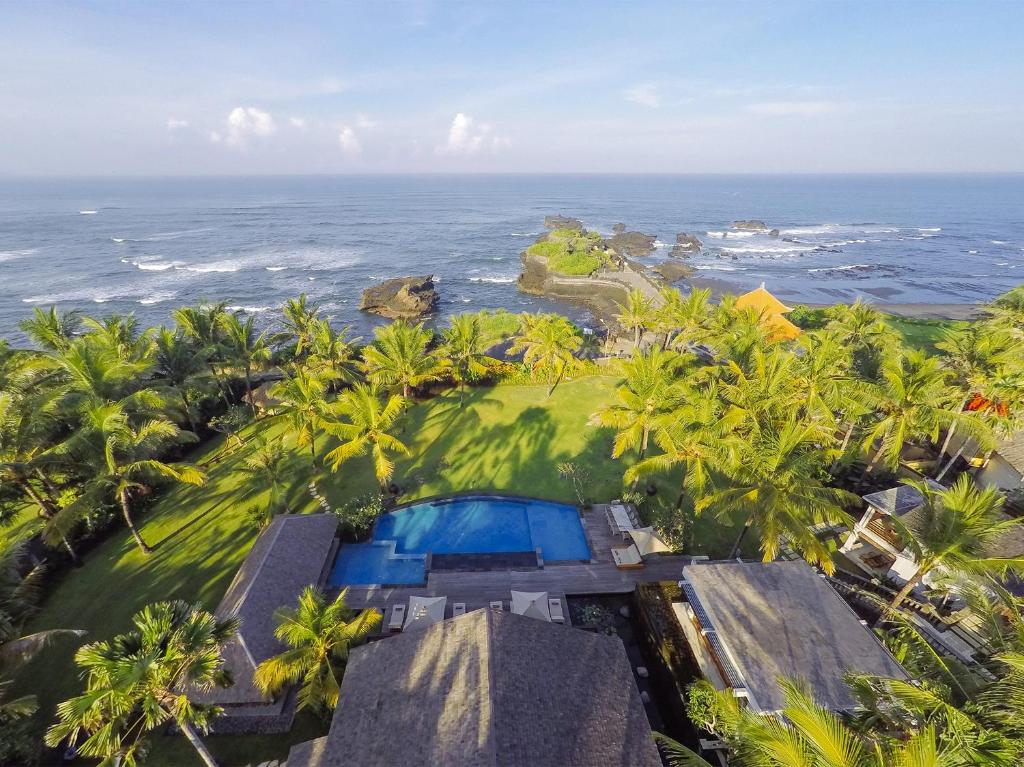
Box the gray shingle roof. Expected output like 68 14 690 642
193 514 338 707
683 561 908 713
862 485 926 517
995 431 1024 474
290 609 661 767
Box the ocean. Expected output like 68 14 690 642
1 174 1022 344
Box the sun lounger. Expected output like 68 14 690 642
388 604 406 631
607 504 637 539
453 602 466 617
611 544 644 569
490 600 504 611
548 597 565 624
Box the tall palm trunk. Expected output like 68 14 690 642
874 570 925 628
547 361 567 397
935 399 968 470
119 488 152 554
634 327 641 347
177 720 219 767
935 444 966 482
208 362 232 409
864 444 884 475
181 390 200 434
728 517 754 559
831 422 855 472
20 477 78 561
243 363 256 417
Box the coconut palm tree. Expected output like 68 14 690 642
46 600 238 767
54 337 153 407
590 347 686 461
173 302 232 407
508 313 582 396
615 288 656 347
81 314 155 366
718 346 804 434
362 320 444 398
19 306 82 352
986 285 1024 338
282 293 322 360
306 319 359 386
442 313 495 407
219 311 273 415
47 402 206 554
321 383 410 488
153 327 210 433
254 586 381 714
882 476 1024 614
237 437 291 514
271 367 330 465
660 286 712 351
702 419 857 570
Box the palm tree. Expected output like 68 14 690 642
254 586 381 714
306 319 359 386
237 437 291 514
81 314 154 365
55 337 153 406
718 346 804 435
271 367 330 465
362 320 444 398
19 306 81 352
986 285 1024 338
46 600 238 767
48 402 206 554
590 347 686 461
219 311 273 415
508 313 582 396
282 293 322 360
321 383 410 489
154 327 210 433
442 313 495 406
702 419 857 570
660 286 712 351
173 302 231 407
615 288 656 347
883 476 1024 614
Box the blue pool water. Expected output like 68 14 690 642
328 495 591 586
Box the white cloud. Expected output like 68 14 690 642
338 127 361 153
745 101 844 116
219 106 276 147
166 117 190 131
624 84 660 108
442 112 506 155
289 116 307 129
356 113 377 129
208 130 222 143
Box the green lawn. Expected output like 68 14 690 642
17 376 745 765
884 316 967 354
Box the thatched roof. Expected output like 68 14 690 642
192 514 338 707
288 609 661 767
683 561 907 713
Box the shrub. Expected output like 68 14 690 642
526 241 565 259
334 492 385 537
547 249 603 276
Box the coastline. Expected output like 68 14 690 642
684 276 981 321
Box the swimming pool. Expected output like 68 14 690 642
328 495 591 587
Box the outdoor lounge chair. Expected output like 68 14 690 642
611 544 644 569
607 504 636 540
453 602 466 617
490 600 504 611
388 603 406 632
548 597 565 624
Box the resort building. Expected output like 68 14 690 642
675 561 907 714
191 514 339 733
285 608 662 767
946 429 1024 491
734 283 801 341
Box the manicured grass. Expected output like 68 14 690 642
17 376 745 765
885 316 967 354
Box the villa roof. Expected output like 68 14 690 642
862 485 927 517
735 283 794 315
762 311 803 341
289 609 661 767
995 431 1024 475
683 561 907 713
191 514 338 707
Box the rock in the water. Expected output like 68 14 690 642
608 231 657 258
671 232 702 257
612 222 626 234
359 275 439 320
769 228 780 237
544 215 583 231
732 219 770 232
652 260 694 282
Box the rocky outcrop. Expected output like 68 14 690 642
670 232 702 257
769 228 780 237
359 275 438 320
652 260 694 282
732 220 770 232
612 223 626 234
607 230 657 258
544 215 583 231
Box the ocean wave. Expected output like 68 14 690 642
79 210 97 215
0 248 37 262
719 244 808 254
138 291 178 305
227 305 273 314
778 225 838 235
968 250 979 254
469 275 517 283
178 261 242 273
265 266 288 271
696 263 742 271
807 264 871 273
991 240 1008 245
919 227 941 232
111 237 126 243
706 230 755 239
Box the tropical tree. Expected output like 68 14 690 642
660 286 712 351
321 383 410 489
882 476 1024 614
254 587 381 714
986 285 1024 338
153 328 210 433
271 367 330 465
590 347 686 461
219 311 273 414
81 314 154 366
54 337 153 407
282 293 321 360
19 305 82 352
237 437 292 514
701 419 857 570
361 320 444 398
508 313 582 396
173 302 231 407
46 601 237 767
441 313 495 406
825 298 895 376
306 319 359 386
48 402 206 554
615 288 656 347
708 299 772 367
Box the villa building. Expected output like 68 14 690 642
191 514 339 733
675 561 907 714
285 608 662 767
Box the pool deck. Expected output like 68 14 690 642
332 505 695 631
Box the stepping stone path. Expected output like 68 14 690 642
308 481 334 514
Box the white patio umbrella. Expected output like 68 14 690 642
511 591 551 621
630 527 671 557
404 596 447 631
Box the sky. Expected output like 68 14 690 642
1 0 1022 175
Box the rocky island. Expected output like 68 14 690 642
360 275 439 319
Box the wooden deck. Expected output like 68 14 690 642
334 505 695 633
